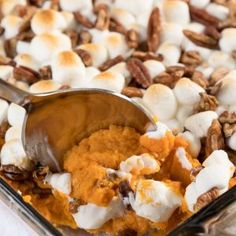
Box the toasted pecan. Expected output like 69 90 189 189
14 66 40 84
74 11 94 28
94 4 110 30
121 86 143 98
131 51 163 62
74 48 93 67
99 55 124 71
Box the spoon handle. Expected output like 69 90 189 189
0 79 30 105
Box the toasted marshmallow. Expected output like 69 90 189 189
184 22 205 34
178 131 201 158
120 153 160 175
16 41 31 55
31 9 66 35
7 103 26 127
5 126 22 142
73 197 124 229
61 11 76 29
184 111 218 138
176 105 194 125
157 42 181 66
1 15 23 39
219 28 236 53
0 0 26 16
145 122 170 139
175 147 193 170
104 32 129 58
208 51 235 70
30 32 71 63
227 133 236 151
206 3 229 20
15 54 40 71
45 173 71 195
52 51 86 88
143 84 177 121
78 43 108 67
163 0 190 25
143 60 165 79
130 180 182 222
15 81 29 91
0 99 9 124
59 0 93 13
0 66 13 80
161 23 184 46
174 78 205 105
0 139 29 169
190 0 210 8
164 119 183 134
85 67 100 82
29 80 61 94
108 62 131 83
88 71 125 93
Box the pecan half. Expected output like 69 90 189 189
64 29 78 48
180 50 202 66
126 29 139 49
27 0 44 7
207 82 222 96
147 7 161 52
74 11 94 28
109 18 127 35
209 67 230 86
166 66 185 78
0 27 4 36
219 111 236 138
196 93 218 112
131 51 163 62
74 49 93 66
78 30 92 45
4 38 17 58
94 4 110 30
99 55 124 71
153 72 178 88
1 165 30 181
121 87 143 98
39 65 52 80
14 66 40 84
17 31 34 42
191 71 209 89
69 198 85 214
127 58 152 88
204 26 221 41
205 119 225 156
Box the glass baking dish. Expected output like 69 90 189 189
0 177 236 236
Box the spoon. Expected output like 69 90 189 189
0 79 156 172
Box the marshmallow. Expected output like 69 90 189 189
1 15 23 39
16 41 31 55
175 147 193 170
0 139 29 169
0 0 26 16
176 105 194 125
78 43 108 67
29 80 61 94
190 0 210 8
88 71 125 93
108 62 131 84
0 99 9 124
14 54 40 71
164 119 183 134
61 11 76 30
173 78 205 105
51 51 86 88
196 65 214 79
219 28 236 53
184 22 205 34
227 133 236 151
229 105 236 113
161 23 184 46
120 153 160 175
206 3 229 20
15 81 29 92
143 84 177 121
5 126 22 142
184 111 218 138
208 51 235 70
73 197 124 229
45 173 71 195
7 103 26 127
178 131 201 158
0 66 13 81
163 0 190 25
85 67 100 82
130 180 182 222
143 60 165 79
157 42 181 66
59 0 93 14
145 122 170 139
30 33 71 63
31 9 66 35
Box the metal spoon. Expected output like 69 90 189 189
0 79 156 172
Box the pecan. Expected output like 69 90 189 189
39 65 52 80
207 82 222 96
218 18 236 30
60 85 71 90
94 4 110 30
205 119 225 156
0 55 16 66
196 93 218 112
194 187 219 211
183 66 195 78
118 229 137 236
78 30 92 45
219 111 236 138
32 187 52 195
1 165 30 181
27 0 44 7
64 29 78 48
183 30 218 49
118 180 133 210
204 26 221 41
131 51 163 62
147 7 161 52
4 38 17 58
127 58 152 88
232 50 236 60
189 5 219 27
13 5 28 17
191 71 209 89
153 72 178 88
180 50 202 66
99 55 124 71
74 49 93 67
0 27 4 36
69 198 85 214
0 122 9 139
14 66 40 84
209 67 230 86
121 87 143 98
74 11 94 29
17 31 34 42
126 29 139 49
166 66 185 78
32 166 51 189
109 18 127 35
190 166 204 181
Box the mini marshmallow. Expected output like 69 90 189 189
14 54 40 71
52 51 86 88
0 66 13 81
143 60 165 79
78 43 108 67
31 9 66 35
85 67 100 82
143 84 177 121
120 153 160 175
208 51 235 70
61 11 76 30
219 28 236 53
29 80 61 94
175 147 193 170
190 0 210 8
173 78 205 105
59 0 93 14
73 197 124 229
16 41 31 55
227 133 236 151
1 15 23 39
5 126 22 142
129 180 182 222
45 173 71 195
108 62 131 84
157 42 181 66
164 119 183 134
0 99 9 124
176 105 194 125
161 23 184 46
163 0 190 25
88 71 125 93
178 131 201 158
145 122 170 139
7 103 26 127
30 32 71 63
184 111 218 138
206 3 229 20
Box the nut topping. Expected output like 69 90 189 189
74 11 94 29
39 65 52 80
219 111 236 138
94 4 110 30
126 29 139 49
1 165 30 181
180 51 202 67
14 66 41 84
74 49 93 67
121 86 143 98
196 93 219 112
99 55 124 71
131 51 163 62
